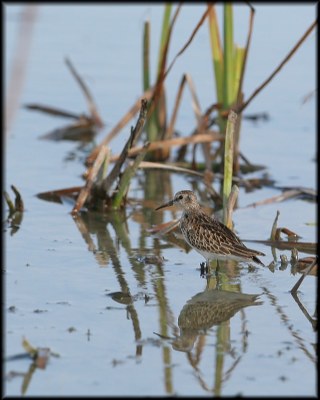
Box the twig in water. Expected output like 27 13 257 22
291 257 317 294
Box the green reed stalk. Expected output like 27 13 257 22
223 3 234 108
143 20 150 92
223 110 237 226
143 5 172 144
111 143 150 209
208 4 247 116
157 5 172 77
208 6 223 105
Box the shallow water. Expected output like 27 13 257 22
4 4 317 396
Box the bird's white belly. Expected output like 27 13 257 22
195 248 250 263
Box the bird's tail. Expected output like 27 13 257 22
252 255 265 266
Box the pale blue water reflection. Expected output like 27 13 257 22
4 4 316 396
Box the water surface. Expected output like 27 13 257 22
4 4 316 396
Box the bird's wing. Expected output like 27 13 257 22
197 219 265 257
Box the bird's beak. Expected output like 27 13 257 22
155 199 174 211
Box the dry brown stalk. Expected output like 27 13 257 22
291 257 318 294
109 131 223 162
245 189 313 208
164 73 213 169
274 227 301 241
165 73 203 140
65 57 104 128
86 88 154 166
147 4 214 151
165 74 187 140
87 5 214 166
246 239 316 254
148 4 182 117
163 5 213 83
236 19 317 114
100 99 148 195
296 256 318 275
24 104 82 120
71 146 110 215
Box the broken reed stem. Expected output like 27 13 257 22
11 185 24 212
270 210 280 240
225 184 239 230
71 146 109 215
223 110 237 226
4 191 16 214
4 185 24 215
111 143 151 209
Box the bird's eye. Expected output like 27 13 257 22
178 195 183 200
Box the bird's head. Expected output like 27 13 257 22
155 190 199 211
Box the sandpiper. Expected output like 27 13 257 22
155 190 265 268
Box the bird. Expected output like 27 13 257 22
155 190 265 269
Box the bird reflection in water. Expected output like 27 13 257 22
172 288 262 353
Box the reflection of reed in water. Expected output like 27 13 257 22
172 289 262 352
73 210 144 357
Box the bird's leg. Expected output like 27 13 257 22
205 260 210 275
215 260 221 287
200 262 206 278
